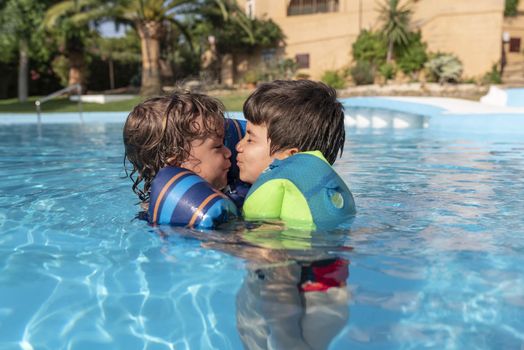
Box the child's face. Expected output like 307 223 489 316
181 134 232 190
236 122 290 184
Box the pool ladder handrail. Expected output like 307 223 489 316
35 84 83 124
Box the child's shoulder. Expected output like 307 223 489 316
255 151 335 188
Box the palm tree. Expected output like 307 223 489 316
44 0 100 89
0 0 48 101
45 0 250 95
109 0 201 95
377 0 412 63
44 0 197 95
113 0 248 95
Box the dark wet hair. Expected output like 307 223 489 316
243 79 345 164
123 92 225 203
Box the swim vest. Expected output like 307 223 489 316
242 151 356 229
147 118 248 229
148 167 239 228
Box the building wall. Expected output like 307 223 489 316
412 0 504 77
239 0 504 79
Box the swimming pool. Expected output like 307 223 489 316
1 100 523 349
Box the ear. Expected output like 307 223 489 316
274 147 299 160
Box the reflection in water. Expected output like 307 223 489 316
157 222 353 350
237 258 349 350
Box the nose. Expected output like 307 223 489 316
236 137 245 153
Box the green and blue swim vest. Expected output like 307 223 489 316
242 151 356 229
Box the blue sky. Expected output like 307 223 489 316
99 21 127 38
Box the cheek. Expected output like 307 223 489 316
251 148 272 172
247 143 267 159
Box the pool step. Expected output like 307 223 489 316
345 108 429 129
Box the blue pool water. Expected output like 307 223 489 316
1 109 524 349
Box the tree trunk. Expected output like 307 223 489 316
18 38 29 102
159 58 174 83
109 58 115 91
221 54 234 86
386 39 394 63
137 21 163 96
68 51 85 89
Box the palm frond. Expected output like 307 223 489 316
212 0 229 21
166 17 194 52
44 0 78 27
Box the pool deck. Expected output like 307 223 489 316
1 97 523 133
0 112 129 125
341 96 524 117
0 111 248 125
340 96 524 135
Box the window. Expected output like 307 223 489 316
287 0 339 16
295 54 310 69
509 37 521 53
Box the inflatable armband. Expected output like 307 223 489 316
148 167 238 229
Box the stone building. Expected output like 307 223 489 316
227 0 521 84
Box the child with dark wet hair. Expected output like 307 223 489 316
236 79 355 228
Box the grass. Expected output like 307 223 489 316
0 96 144 113
0 92 249 114
215 92 250 112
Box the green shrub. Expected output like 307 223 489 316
378 62 396 80
425 53 463 84
217 17 284 53
505 0 520 16
396 31 428 77
51 55 70 87
462 77 477 84
352 30 387 66
350 61 375 85
243 70 259 84
255 69 274 83
295 72 310 80
277 58 298 79
321 70 346 89
482 64 502 84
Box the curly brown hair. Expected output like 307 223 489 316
123 92 225 203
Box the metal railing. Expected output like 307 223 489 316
35 83 83 124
